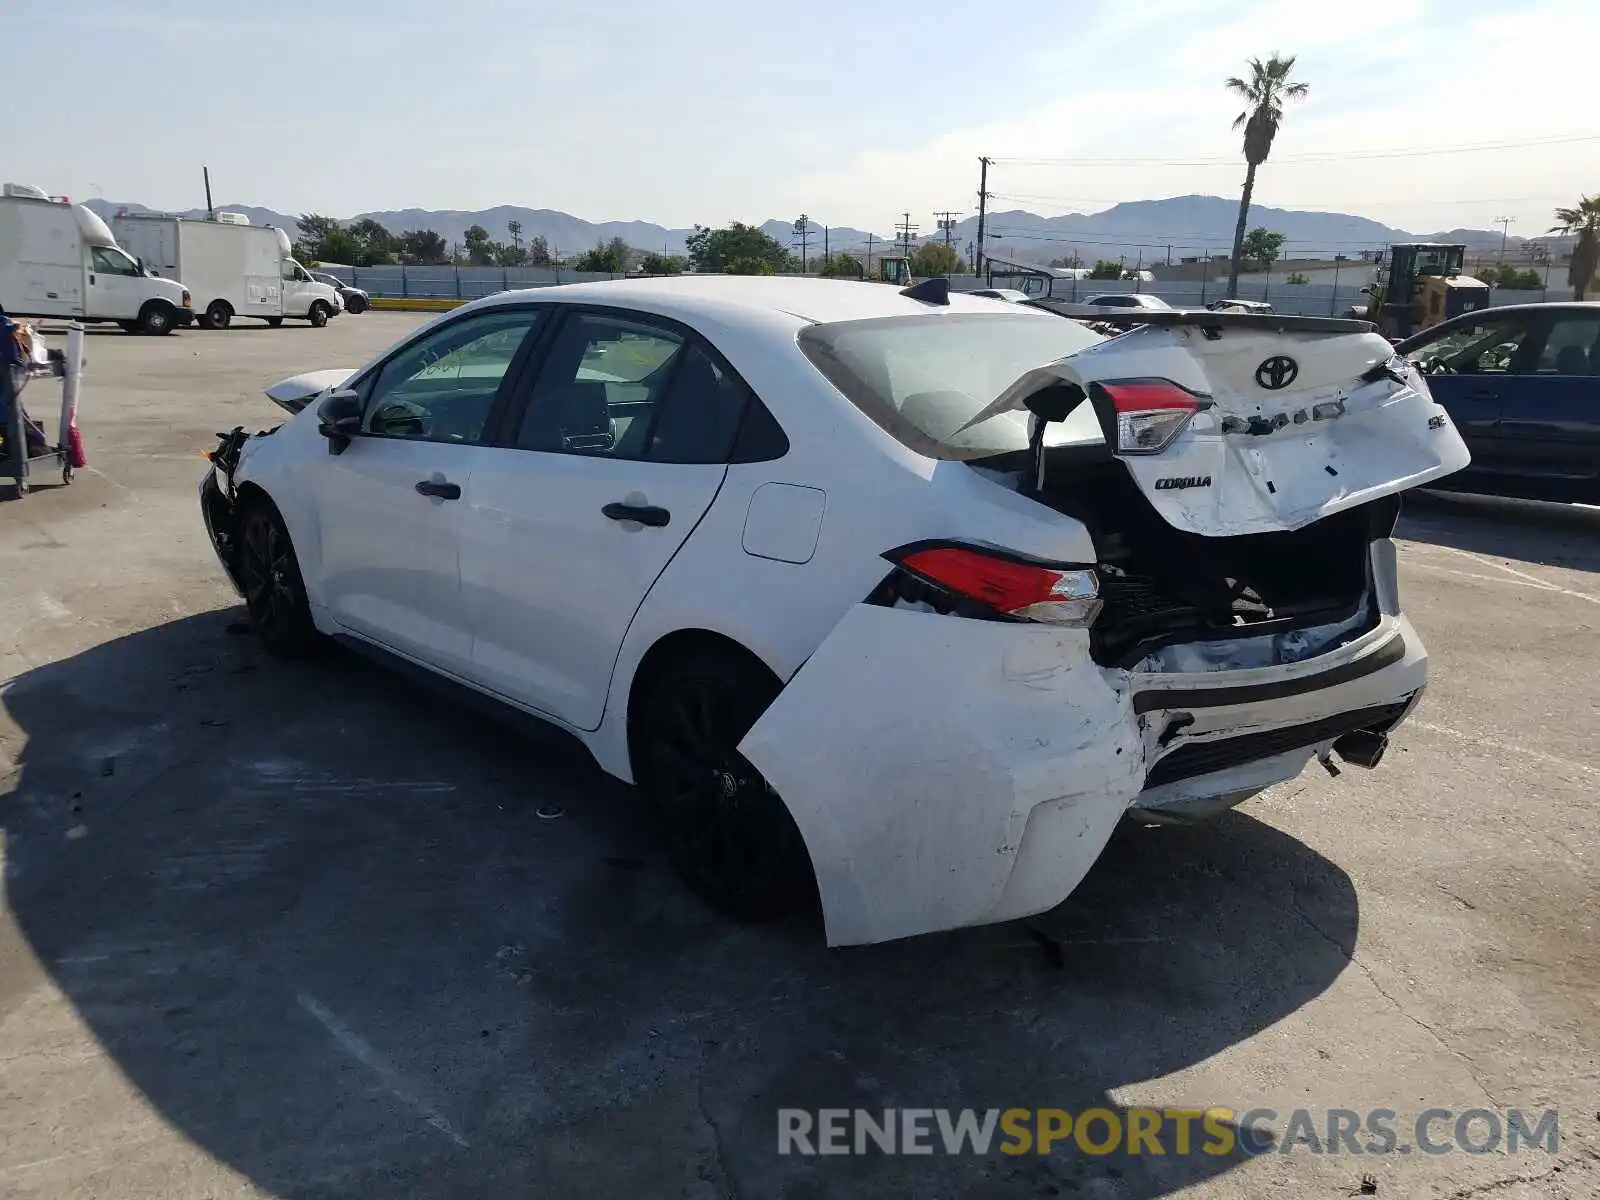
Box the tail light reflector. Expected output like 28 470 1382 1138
892 544 1101 627
1093 378 1203 455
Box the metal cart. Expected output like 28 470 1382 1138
1 320 86 499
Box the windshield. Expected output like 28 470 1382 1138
797 312 1104 459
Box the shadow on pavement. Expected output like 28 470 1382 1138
2 611 1360 1198
1402 490 1600 573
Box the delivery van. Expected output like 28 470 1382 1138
112 212 342 329
0 184 194 334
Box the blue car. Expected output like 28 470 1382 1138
1397 301 1600 503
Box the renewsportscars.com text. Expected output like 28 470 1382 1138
777 1107 1560 1157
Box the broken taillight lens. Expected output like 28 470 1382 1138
890 543 1102 627
1093 378 1203 455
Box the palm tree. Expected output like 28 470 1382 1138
1225 54 1308 297
1550 196 1600 299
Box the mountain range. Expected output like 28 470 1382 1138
84 195 1543 266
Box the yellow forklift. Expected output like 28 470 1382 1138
1360 243 1489 339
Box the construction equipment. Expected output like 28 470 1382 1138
876 253 914 286
1359 244 1489 339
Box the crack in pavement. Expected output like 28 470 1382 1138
1287 884 1503 1108
1439 1144 1600 1198
696 1038 739 1200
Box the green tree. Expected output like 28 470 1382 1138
293 213 342 263
495 241 527 267
346 218 395 266
640 252 686 275
396 229 449 265
1241 227 1287 272
909 242 962 277
1285 271 1309 284
816 252 863 279
1088 260 1124 280
462 224 495 266
572 238 631 273
1225 54 1309 297
527 235 552 268
685 222 790 274
1550 195 1600 299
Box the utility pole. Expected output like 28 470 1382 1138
823 225 829 261
974 156 991 277
896 212 919 258
934 211 960 248
1494 216 1513 262
792 215 811 274
203 165 214 220
866 233 875 278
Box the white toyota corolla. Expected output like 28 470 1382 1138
200 276 1469 946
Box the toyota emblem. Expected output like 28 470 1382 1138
1255 355 1299 390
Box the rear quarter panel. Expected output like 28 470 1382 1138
589 316 1100 782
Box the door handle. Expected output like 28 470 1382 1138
88 274 96 285
602 501 670 527
414 479 461 500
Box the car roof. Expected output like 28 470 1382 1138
464 274 1052 330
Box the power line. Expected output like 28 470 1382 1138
990 132 1600 168
987 190 1576 211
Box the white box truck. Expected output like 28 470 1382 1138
112 212 343 330
0 184 194 334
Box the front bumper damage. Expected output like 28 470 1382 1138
199 428 252 596
739 601 1426 948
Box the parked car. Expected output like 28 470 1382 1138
1207 299 1275 314
1396 301 1600 503
1050 292 1175 319
967 288 1031 303
201 276 1464 946
310 271 370 315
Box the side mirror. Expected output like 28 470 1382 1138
1359 286 1371 295
316 388 363 455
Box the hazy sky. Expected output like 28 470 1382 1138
5 0 1596 237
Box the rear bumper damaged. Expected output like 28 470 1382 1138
739 604 1426 947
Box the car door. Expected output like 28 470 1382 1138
1489 309 1600 499
459 307 752 730
306 305 548 677
1407 311 1539 477
87 245 146 319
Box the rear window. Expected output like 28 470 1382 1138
797 312 1103 459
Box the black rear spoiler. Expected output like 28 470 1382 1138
1023 299 1375 336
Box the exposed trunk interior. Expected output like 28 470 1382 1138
1026 447 1394 667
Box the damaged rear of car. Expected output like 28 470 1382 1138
739 308 1466 946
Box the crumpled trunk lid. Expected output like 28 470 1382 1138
972 316 1470 536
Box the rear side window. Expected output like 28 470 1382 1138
797 313 1102 459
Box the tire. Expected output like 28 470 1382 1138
308 302 330 328
238 498 320 659
265 317 284 328
637 647 813 922
137 301 176 336
345 294 367 314
203 300 233 330
118 320 140 333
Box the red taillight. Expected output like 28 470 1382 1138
1094 377 1202 455
895 544 1101 627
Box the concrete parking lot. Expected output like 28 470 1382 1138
1 312 1596 1199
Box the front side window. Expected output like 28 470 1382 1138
799 312 1104 459
91 247 141 277
362 308 543 443
515 313 687 457
1412 317 1534 375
